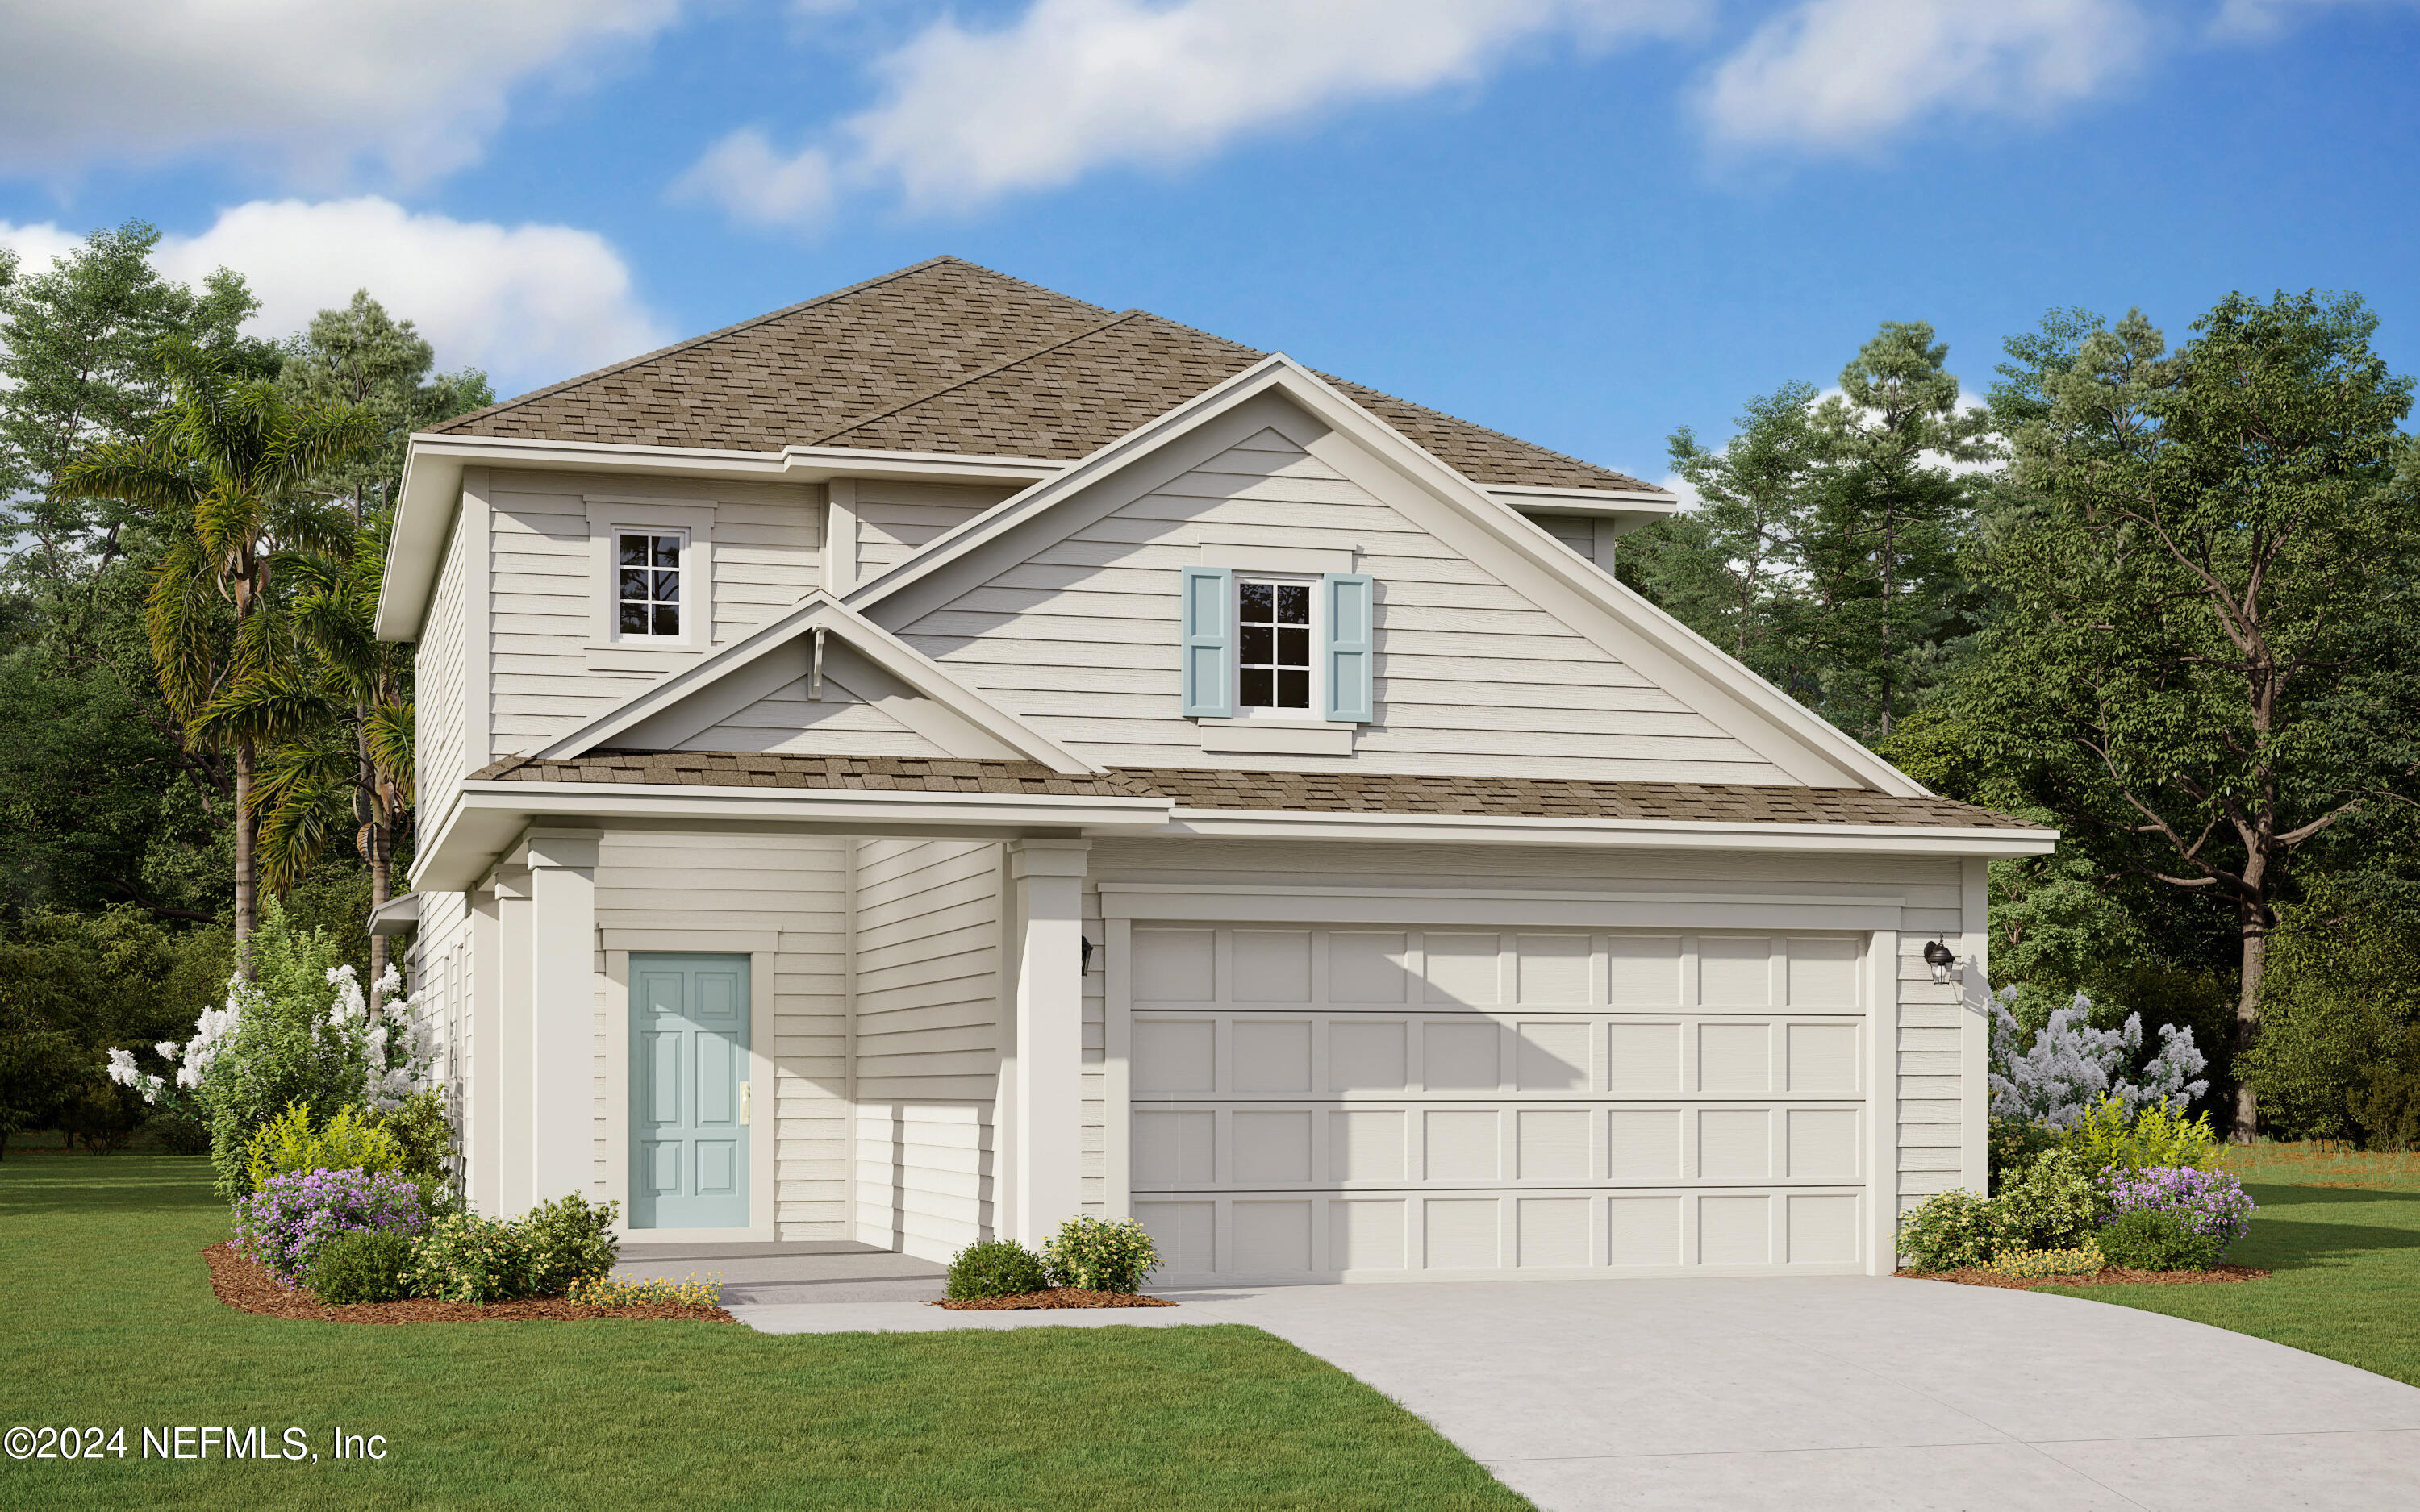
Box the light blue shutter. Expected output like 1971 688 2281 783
1180 566 1234 718
1321 572 1374 723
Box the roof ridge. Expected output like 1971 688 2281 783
427 256 1108 438
802 308 1144 447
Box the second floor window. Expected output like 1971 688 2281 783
619 531 684 638
1237 577 1311 710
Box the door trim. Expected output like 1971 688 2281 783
605 948 778 1242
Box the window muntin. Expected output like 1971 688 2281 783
1237 577 1312 711
617 531 685 638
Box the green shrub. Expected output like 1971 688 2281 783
2246 883 2420 1146
946 1239 1050 1299
1042 1214 1159 1293
1988 1147 2109 1253
411 1213 531 1303
1897 1189 1996 1272
1981 1241 2104 1279
520 1193 620 1295
308 1229 419 1303
376 1089 457 1192
1988 1117 2059 1193
2057 1096 2217 1174
243 1101 406 1193
2097 1209 2222 1272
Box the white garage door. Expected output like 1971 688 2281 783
1126 926 1874 1283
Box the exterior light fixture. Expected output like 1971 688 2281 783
1922 939 1960 984
1079 935 1095 973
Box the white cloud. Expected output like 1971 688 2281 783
1700 0 2150 151
685 0 1707 222
0 1 686 185
0 220 82 275
2210 0 2420 35
144 199 669 394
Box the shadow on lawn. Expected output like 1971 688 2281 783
0 1155 219 1219
2232 1216 2420 1272
2242 1182 2420 1208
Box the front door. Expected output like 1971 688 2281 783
630 953 751 1229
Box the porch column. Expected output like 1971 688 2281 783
1005 839 1089 1246
491 866 532 1216
468 881 503 1217
519 827 599 1207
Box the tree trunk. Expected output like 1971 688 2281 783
2230 919 2269 1144
233 740 257 978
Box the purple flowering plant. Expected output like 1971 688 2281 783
234 1167 430 1289
2102 1165 2256 1256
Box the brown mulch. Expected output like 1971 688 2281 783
1898 1264 2272 1291
931 1288 1177 1310
204 1242 737 1325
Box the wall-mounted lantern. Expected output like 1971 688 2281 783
1079 935 1095 974
1922 939 1963 984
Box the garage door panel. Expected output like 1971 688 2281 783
1129 925 1874 1282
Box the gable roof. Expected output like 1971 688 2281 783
429 256 1648 493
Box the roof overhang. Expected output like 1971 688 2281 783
1487 485 1680 537
378 433 1068 641
366 892 421 937
411 780 1175 893
1140 806 2057 856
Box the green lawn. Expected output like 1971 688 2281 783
0 1157 1528 1512
2037 1144 2420 1388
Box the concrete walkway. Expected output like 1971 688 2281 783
729 1272 2420 1511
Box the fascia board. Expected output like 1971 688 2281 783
528 590 1099 772
1148 806 2058 857
378 446 463 641
1490 486 1683 529
411 781 1170 891
1095 883 1908 932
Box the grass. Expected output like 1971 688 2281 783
2034 1142 2420 1388
0 1156 1529 1512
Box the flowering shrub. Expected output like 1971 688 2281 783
244 1102 407 1193
1043 1214 1160 1293
1897 1189 1996 1272
411 1214 530 1304
1988 1147 2110 1252
567 1272 724 1308
1988 988 2209 1130
1982 1241 2104 1279
2104 1165 2255 1256
234 1167 431 1289
106 899 440 1199
519 1193 621 1296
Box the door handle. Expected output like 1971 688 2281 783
739 1081 752 1126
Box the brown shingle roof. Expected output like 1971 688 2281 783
1122 768 2042 829
432 257 1649 492
471 752 1158 798
473 752 2042 831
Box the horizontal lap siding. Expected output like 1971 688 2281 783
899 427 1788 781
486 469 818 756
595 831 851 1239
411 889 474 1192
417 515 469 815
854 481 1015 580
852 839 1003 1261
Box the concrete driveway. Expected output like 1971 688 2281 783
730 1271 2420 1511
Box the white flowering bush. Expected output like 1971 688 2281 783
106 898 436 1198
1987 987 2208 1131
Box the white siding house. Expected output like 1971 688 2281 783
377 258 2047 1279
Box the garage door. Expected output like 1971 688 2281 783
1126 926 1873 1283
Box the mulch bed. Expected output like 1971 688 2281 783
932 1288 1177 1311
1899 1264 2272 1291
204 1242 736 1325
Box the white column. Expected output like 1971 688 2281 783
1005 839 1088 1246
491 865 532 1217
1867 928 1901 1276
468 882 503 1216
519 828 599 1207
1959 858 1992 1195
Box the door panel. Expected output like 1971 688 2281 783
629 953 751 1229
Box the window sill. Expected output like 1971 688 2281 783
584 642 702 673
1196 719 1354 756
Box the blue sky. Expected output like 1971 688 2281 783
3 1 2414 488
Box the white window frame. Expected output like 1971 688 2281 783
1230 570 1323 721
611 527 691 644
585 497 716 652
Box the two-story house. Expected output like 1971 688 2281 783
374 256 2049 1285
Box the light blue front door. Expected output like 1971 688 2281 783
630 953 750 1229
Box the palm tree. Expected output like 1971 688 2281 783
61 344 376 971
229 520 416 985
